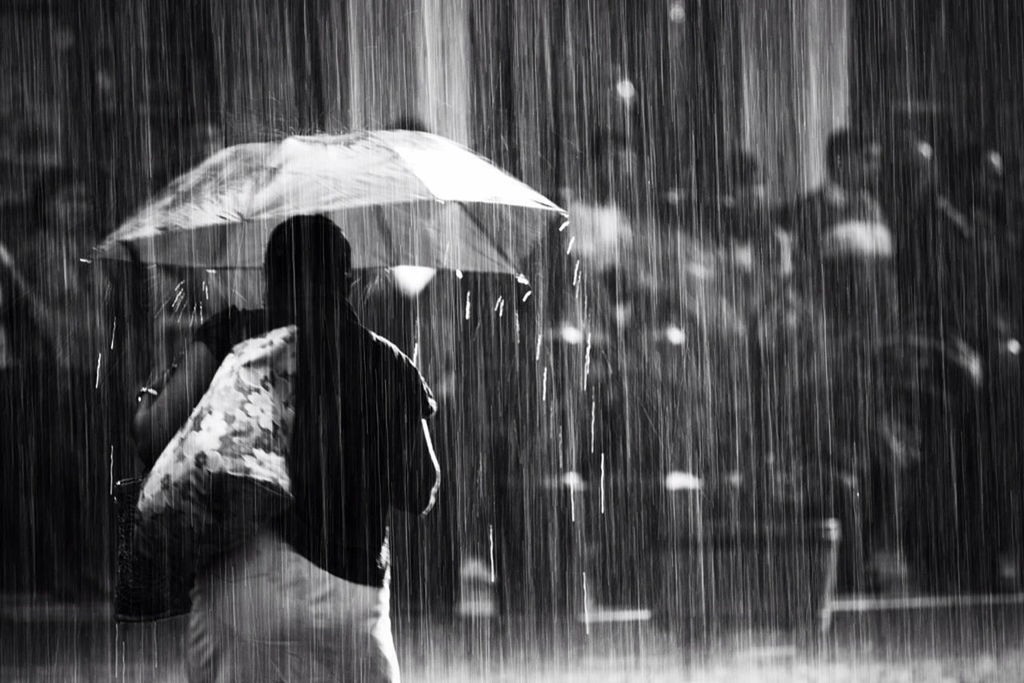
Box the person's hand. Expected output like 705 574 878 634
135 359 179 404
132 342 219 466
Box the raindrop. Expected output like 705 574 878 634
583 332 592 389
488 525 496 584
582 572 590 636
589 398 596 453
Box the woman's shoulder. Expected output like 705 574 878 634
364 328 415 369
363 328 437 416
194 306 268 359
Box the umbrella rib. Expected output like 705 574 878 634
375 205 397 266
454 200 515 272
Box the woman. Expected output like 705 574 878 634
134 215 440 681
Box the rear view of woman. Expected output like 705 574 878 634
134 215 440 681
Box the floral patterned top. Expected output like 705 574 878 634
136 325 298 563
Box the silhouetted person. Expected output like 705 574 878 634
133 216 439 681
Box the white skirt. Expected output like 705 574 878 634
186 530 400 682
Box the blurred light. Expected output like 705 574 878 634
391 266 436 296
1007 339 1021 355
54 27 75 51
732 244 755 271
615 304 632 326
615 79 637 103
665 471 702 491
561 471 586 491
460 558 491 580
668 1 686 23
998 554 1020 583
822 221 894 259
558 324 585 345
988 151 1005 174
665 325 686 346
545 471 587 491
917 141 934 160
558 219 570 232
687 262 714 280
516 272 530 286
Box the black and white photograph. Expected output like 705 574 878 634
3 1 1024 680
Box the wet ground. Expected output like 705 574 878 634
3 596 1024 681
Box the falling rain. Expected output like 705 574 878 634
2 1 1024 681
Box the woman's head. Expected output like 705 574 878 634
264 215 352 326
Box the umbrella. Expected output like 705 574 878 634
97 131 566 274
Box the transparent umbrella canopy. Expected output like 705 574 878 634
96 130 566 275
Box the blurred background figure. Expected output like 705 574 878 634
0 168 110 600
563 128 639 282
721 149 769 231
779 129 887 251
20 168 103 371
0 241 59 595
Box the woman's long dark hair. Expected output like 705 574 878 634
264 216 355 553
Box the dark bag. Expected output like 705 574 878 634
113 477 193 622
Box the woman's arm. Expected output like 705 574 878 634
414 419 441 515
391 417 441 516
131 341 219 466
